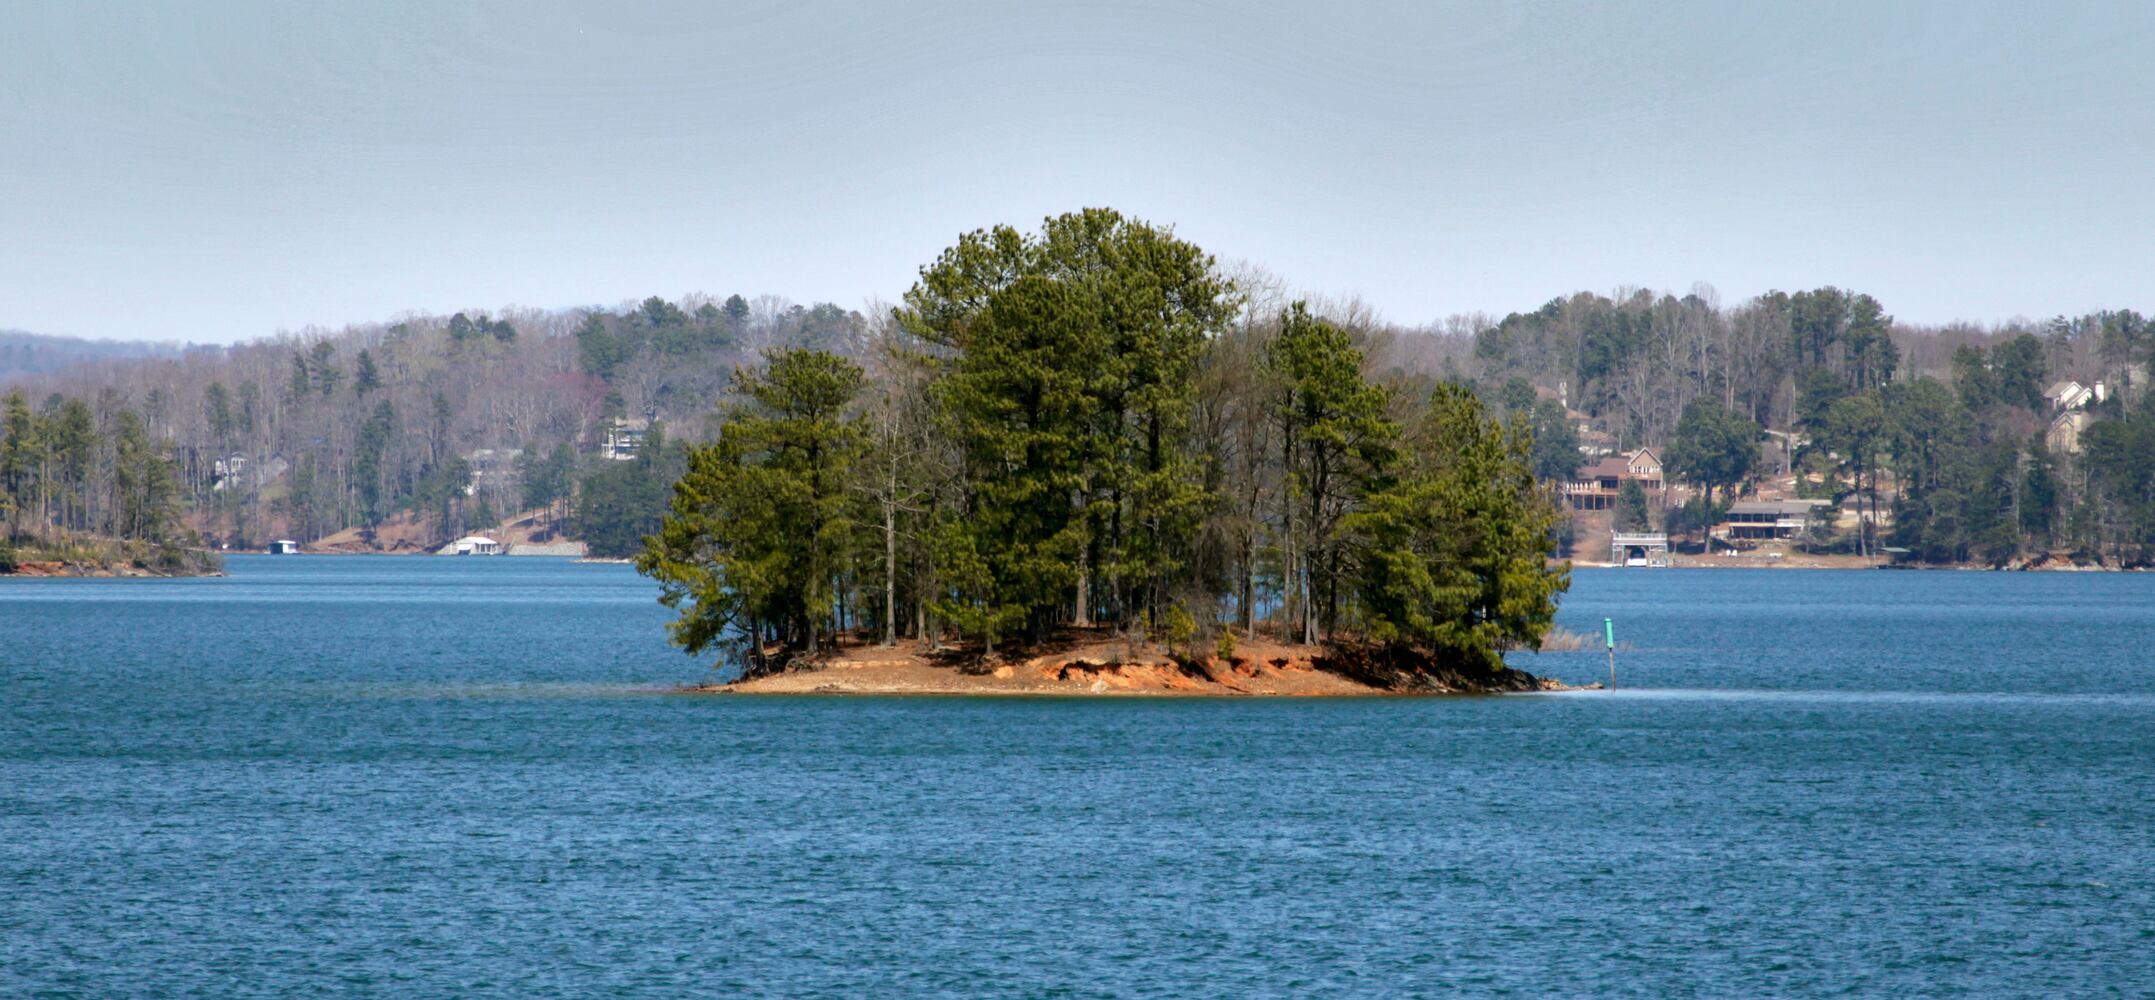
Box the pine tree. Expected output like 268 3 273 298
1268 302 1394 643
1 391 41 535
899 208 1236 650
353 350 382 395
1347 384 1569 675
639 349 865 670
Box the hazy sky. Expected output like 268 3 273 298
4 2 2152 344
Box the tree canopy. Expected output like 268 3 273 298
636 209 1571 681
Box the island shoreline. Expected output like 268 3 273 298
676 633 1595 698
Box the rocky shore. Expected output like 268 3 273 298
690 633 1587 697
1 542 223 578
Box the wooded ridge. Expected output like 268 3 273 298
5 207 2154 590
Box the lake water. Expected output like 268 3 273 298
4 557 2152 996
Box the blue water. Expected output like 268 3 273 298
4 558 2152 997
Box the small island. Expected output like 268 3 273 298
1 393 222 578
642 210 1574 695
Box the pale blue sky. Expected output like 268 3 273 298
3 1 2151 343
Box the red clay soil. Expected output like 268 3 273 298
698 629 1577 697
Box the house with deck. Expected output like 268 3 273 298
1718 500 1830 540
1561 448 1664 510
603 418 649 461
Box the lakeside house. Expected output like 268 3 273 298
603 418 649 461
1718 500 1830 540
2042 380 2105 455
1576 424 1619 458
442 535 501 556
1561 448 1663 510
2048 410 2092 455
2043 380 2096 413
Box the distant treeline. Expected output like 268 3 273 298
9 221 2155 571
17 295 873 553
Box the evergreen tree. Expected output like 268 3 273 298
1346 384 1569 675
639 350 864 670
353 401 397 525
1 391 41 534
353 350 382 396
1269 302 1394 643
898 208 1236 651
1615 479 1651 533
1665 397 1759 508
1528 399 1581 482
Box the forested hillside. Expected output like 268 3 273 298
6 213 2154 571
9 295 871 554
1462 287 2155 564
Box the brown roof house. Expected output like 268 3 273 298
1561 448 1663 510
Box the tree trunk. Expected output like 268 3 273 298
1074 550 1091 628
882 499 897 647
1238 529 1255 639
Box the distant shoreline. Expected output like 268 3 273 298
1572 556 2146 572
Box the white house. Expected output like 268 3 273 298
1718 500 1831 540
2044 380 2094 413
604 418 649 461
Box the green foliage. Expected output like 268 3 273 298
899 208 1235 650
353 401 397 525
308 342 343 396
1665 396 1759 506
204 382 235 440
0 391 39 529
1663 493 1720 542
1951 334 2047 412
637 350 864 668
7 391 192 552
1497 376 1537 417
448 312 517 344
578 424 683 559
575 314 629 380
1270 302 1395 640
517 442 578 523
1345 385 1570 672
1159 602 1196 657
1615 478 1651 533
2082 413 2155 561
1527 399 1581 482
353 350 382 395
